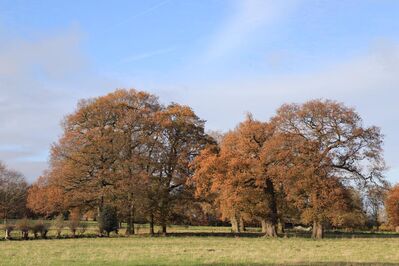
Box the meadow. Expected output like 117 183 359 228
1 223 399 265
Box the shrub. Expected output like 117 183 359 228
4 224 15 240
68 209 81 237
98 205 118 236
78 222 88 236
68 219 79 238
54 214 64 238
16 218 30 240
32 221 49 239
379 223 395 232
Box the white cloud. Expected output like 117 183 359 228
0 27 117 182
203 0 298 60
118 47 175 64
140 41 399 183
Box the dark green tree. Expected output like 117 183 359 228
98 205 118 236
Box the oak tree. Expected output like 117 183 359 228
385 184 399 232
272 99 386 238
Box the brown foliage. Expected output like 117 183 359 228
26 93 387 239
271 99 386 238
0 162 28 223
27 89 210 235
27 174 64 217
386 184 399 227
193 116 282 236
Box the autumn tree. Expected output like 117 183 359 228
364 185 387 230
385 184 399 232
272 99 386 238
27 89 210 235
146 103 210 235
193 116 283 237
49 92 129 215
110 90 161 235
27 173 64 217
0 161 28 225
25 90 160 233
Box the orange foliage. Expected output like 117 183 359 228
386 184 399 227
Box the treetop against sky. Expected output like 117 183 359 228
0 0 398 182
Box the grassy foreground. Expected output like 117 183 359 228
1 236 399 265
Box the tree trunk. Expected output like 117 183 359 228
4 215 9 240
231 215 240 233
149 213 155 235
22 231 29 240
312 221 324 239
261 219 267 233
161 224 167 236
5 228 11 240
278 220 285 234
239 217 246 232
263 178 278 237
126 203 135 235
263 220 277 237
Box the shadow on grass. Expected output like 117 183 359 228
1 230 399 241
162 231 399 239
165 232 264 238
198 263 399 266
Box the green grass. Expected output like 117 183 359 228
1 223 399 265
1 236 399 265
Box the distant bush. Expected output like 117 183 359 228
54 214 65 238
68 209 81 237
4 224 15 240
98 205 118 236
32 221 49 239
379 223 396 232
78 222 88 236
16 218 30 240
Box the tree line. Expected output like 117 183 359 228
1 89 399 239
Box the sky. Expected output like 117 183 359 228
0 0 399 183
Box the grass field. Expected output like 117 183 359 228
1 223 399 265
2 236 399 265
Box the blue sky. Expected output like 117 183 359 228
0 0 399 183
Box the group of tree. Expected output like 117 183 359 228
0 162 28 225
193 100 388 238
2 89 399 239
26 89 211 236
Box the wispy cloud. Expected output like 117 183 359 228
203 0 298 61
103 0 172 33
119 47 175 64
0 27 117 182
144 41 399 183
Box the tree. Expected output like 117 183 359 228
34 89 161 233
147 103 210 235
334 188 367 231
193 116 282 237
27 89 210 236
98 205 119 236
385 184 399 232
364 185 387 230
272 99 386 238
0 162 28 225
27 173 64 217
49 92 129 215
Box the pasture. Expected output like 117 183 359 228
1 223 399 265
